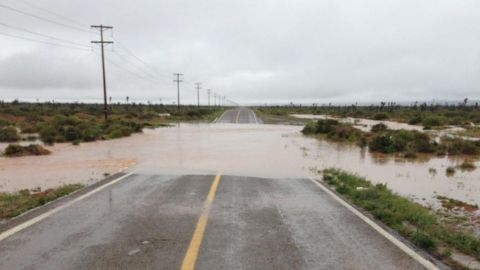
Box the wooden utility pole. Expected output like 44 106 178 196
195 82 201 107
173 73 183 110
208 89 211 106
91 25 113 120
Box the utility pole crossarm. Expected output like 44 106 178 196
91 41 113 44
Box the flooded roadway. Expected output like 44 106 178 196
0 108 457 269
1 113 479 206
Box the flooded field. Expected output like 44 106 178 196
1 123 479 207
291 114 470 141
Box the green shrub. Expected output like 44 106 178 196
0 126 20 142
368 130 435 154
0 184 83 219
368 134 396 153
19 123 39 133
371 123 388 133
446 167 455 176
412 231 437 250
408 115 422 125
422 116 444 127
443 138 480 155
459 161 476 171
302 121 318 134
4 144 51 157
3 144 23 156
315 119 339 134
0 118 11 127
373 113 388 120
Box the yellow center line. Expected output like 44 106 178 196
181 173 222 270
235 109 241 123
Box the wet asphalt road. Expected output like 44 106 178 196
0 174 428 270
216 108 261 124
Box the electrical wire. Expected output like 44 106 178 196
91 50 162 85
0 21 90 48
112 50 163 81
0 3 92 34
16 0 87 29
0 31 91 51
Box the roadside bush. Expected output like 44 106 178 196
373 113 388 120
443 138 480 155
3 144 51 157
368 130 435 154
302 121 318 134
302 119 365 143
0 184 83 219
39 116 144 143
446 167 455 176
19 123 39 134
422 116 444 127
370 123 388 133
316 119 339 134
408 115 423 125
368 134 396 153
0 126 20 142
459 161 476 171
0 118 10 127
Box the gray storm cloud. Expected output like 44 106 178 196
0 0 480 104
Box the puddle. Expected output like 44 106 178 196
0 123 479 207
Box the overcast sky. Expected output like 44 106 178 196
1 0 480 105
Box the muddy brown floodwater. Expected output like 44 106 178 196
1 123 479 207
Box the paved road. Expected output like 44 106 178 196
0 173 432 270
216 108 261 124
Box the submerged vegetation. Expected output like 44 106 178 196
302 119 366 145
0 184 84 219
3 144 51 157
323 169 480 267
303 119 480 159
0 101 225 145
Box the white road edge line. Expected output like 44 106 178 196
214 110 228 123
0 172 135 242
251 110 258 124
307 177 439 270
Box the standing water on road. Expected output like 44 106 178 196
1 123 479 206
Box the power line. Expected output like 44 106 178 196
0 3 92 34
0 31 90 51
16 0 87 29
113 39 174 81
0 21 90 48
112 50 165 82
93 50 162 85
106 56 157 82
114 41 160 75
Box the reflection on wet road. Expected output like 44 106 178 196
0 174 429 269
